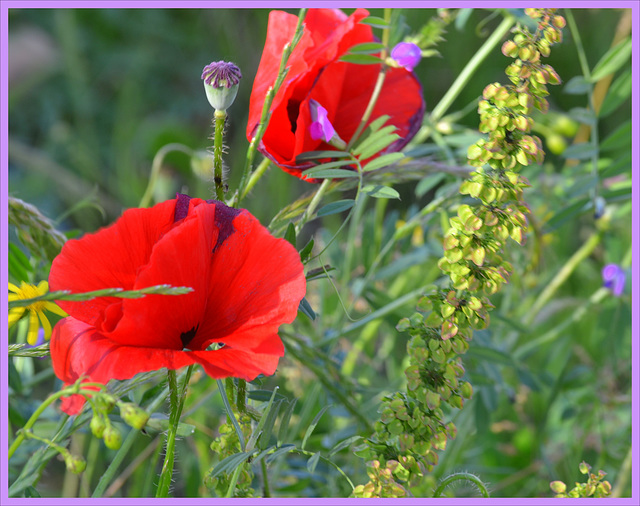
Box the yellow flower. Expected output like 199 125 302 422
8 281 67 345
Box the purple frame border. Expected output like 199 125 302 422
1 1 638 505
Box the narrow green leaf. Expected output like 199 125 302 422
600 120 631 153
339 54 383 65
217 379 245 452
301 405 331 450
568 107 597 127
316 199 355 217
600 152 631 178
562 76 591 95
296 150 352 162
467 346 514 366
562 142 599 160
306 452 321 474
246 387 280 452
299 238 314 263
599 68 631 118
347 42 386 54
361 185 400 200
277 399 298 445
208 452 252 479
366 115 391 133
257 399 284 450
589 37 632 83
298 297 316 320
362 152 405 172
416 173 446 198
359 16 389 28
284 222 296 247
328 435 363 457
352 125 399 157
302 159 354 173
264 444 296 464
302 169 359 179
247 389 287 402
544 198 590 231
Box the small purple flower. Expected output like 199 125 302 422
309 99 336 142
391 42 422 72
602 263 626 297
201 61 242 111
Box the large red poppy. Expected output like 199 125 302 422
246 8 425 181
49 195 306 414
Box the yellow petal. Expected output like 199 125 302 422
8 294 20 301
38 311 52 341
27 311 40 345
8 282 21 294
45 301 68 317
8 308 26 327
37 280 49 294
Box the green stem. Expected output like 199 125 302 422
236 379 247 414
240 157 271 201
8 384 103 459
414 14 515 144
527 231 602 324
611 445 632 498
261 459 271 498
433 472 490 498
139 143 193 208
346 8 391 150
236 8 307 207
155 366 193 498
225 463 245 498
296 178 332 234
213 109 227 201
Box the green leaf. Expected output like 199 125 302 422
277 399 297 445
145 416 195 437
361 185 400 199
296 150 352 162
247 389 287 402
589 37 632 83
359 16 389 28
302 169 359 180
8 242 33 281
316 199 355 217
306 452 321 474
562 142 599 160
366 115 391 133
301 405 331 450
467 346 514 366
246 387 282 452
257 399 284 451
284 222 296 247
562 76 591 95
347 42 386 54
600 152 631 178
328 435 363 457
416 173 446 198
208 452 252 479
298 297 316 320
302 159 354 173
568 107 597 127
352 126 401 160
338 54 384 65
600 120 631 153
265 444 296 464
299 238 314 263
544 198 591 231
362 152 405 172
599 68 631 118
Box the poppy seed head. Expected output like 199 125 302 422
201 61 242 89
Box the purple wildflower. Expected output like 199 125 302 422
309 99 336 142
602 264 626 297
391 42 422 71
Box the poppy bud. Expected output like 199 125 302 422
119 402 150 430
201 61 242 111
390 42 422 71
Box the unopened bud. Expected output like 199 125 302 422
65 454 87 474
90 414 106 439
103 425 122 450
119 402 150 430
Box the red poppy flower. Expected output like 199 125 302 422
247 8 425 181
49 194 306 414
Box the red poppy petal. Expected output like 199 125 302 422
190 210 306 353
105 201 219 349
49 200 177 328
51 317 283 415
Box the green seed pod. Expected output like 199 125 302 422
103 425 122 450
119 402 150 430
65 454 87 474
90 414 106 439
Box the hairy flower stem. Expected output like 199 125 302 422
296 178 332 234
139 143 194 208
240 157 271 200
156 365 194 498
213 110 227 201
